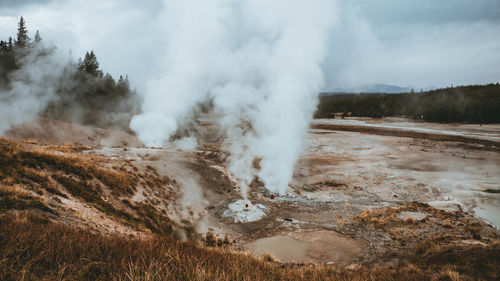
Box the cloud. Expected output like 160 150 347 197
322 0 500 89
1 0 499 90
0 0 55 10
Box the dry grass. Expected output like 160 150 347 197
202 231 230 248
0 212 445 281
123 201 176 236
0 138 176 235
351 202 500 280
416 242 500 280
0 138 137 196
0 184 52 213
355 202 499 244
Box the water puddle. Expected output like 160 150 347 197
248 236 309 263
247 231 365 264
474 203 500 229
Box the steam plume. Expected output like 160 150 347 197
131 0 338 196
0 47 70 135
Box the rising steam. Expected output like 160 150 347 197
131 0 338 196
0 47 71 135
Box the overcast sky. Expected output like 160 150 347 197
1 0 499 91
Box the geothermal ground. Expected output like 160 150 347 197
5 117 500 267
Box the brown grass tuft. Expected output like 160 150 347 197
0 184 53 213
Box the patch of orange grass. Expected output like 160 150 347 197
0 184 52 213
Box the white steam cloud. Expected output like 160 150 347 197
131 0 339 196
0 47 70 134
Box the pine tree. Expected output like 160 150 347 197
78 51 102 77
118 75 125 85
15 16 30 48
103 73 115 89
76 57 83 68
34 30 42 46
8 37 13 50
117 75 129 88
116 75 131 98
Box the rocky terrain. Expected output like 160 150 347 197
1 116 499 280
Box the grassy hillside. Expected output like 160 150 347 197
316 84 500 123
0 138 178 236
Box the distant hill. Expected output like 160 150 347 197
325 83 413 94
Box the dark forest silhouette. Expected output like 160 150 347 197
316 84 500 123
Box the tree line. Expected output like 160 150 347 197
0 16 140 129
315 83 500 123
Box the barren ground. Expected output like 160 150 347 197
5 116 500 267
